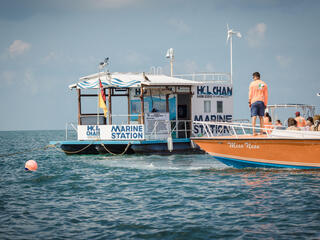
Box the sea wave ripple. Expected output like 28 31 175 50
0 130 319 239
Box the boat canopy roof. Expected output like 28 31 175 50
69 72 199 89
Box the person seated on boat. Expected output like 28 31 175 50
287 118 301 131
303 117 314 131
248 72 268 135
263 112 273 134
311 115 320 131
275 120 282 126
275 120 285 130
295 111 306 128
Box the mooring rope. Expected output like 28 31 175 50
49 143 93 154
0 145 51 158
100 143 131 156
0 142 131 157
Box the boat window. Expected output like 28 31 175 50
217 101 223 113
204 100 211 113
131 101 149 114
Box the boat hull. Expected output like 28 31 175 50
51 139 203 155
60 143 135 155
192 137 320 169
131 142 203 155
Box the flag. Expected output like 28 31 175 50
98 79 107 117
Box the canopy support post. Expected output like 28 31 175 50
140 85 144 124
108 88 112 125
166 93 169 113
127 89 130 124
77 89 81 125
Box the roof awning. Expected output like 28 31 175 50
69 72 199 89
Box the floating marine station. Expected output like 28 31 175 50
50 66 233 155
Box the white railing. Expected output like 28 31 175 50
174 72 231 83
145 120 192 140
65 122 78 140
65 118 193 141
193 121 320 139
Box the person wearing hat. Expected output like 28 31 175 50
249 72 268 135
295 111 306 128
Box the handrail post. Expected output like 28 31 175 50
184 120 187 139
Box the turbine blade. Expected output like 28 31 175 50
226 33 230 45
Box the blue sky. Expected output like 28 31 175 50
0 0 319 130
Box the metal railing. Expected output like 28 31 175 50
65 118 193 141
65 122 78 140
193 121 320 139
145 120 192 140
174 72 231 83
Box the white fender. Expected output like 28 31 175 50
167 135 173 152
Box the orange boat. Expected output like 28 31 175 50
192 121 320 169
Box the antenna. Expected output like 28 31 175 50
99 57 110 71
166 48 174 77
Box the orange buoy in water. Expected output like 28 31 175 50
25 160 38 171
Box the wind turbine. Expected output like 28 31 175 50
226 24 241 84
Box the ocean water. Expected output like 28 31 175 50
0 130 319 239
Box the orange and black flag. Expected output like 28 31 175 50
98 79 108 117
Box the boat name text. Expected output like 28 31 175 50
228 142 260 149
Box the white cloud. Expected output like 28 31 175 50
89 0 144 8
175 60 216 74
1 69 38 94
205 62 215 72
182 60 198 73
124 51 148 66
276 55 292 67
168 19 191 33
23 69 38 94
8 40 31 57
247 23 267 47
1 71 16 85
43 51 58 63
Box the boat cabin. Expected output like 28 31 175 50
59 71 233 154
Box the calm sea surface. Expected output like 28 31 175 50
0 130 319 239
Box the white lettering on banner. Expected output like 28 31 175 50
77 125 144 140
